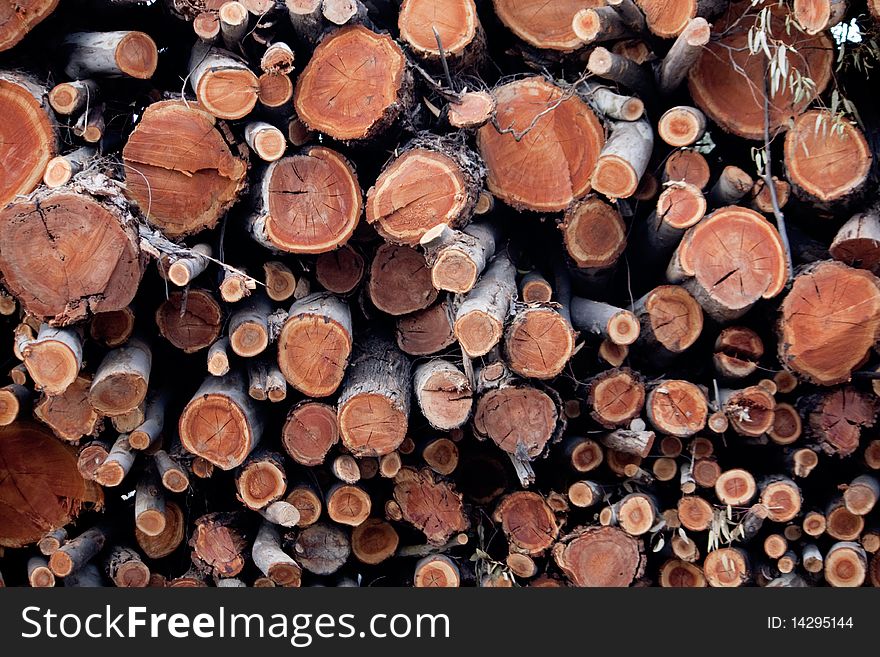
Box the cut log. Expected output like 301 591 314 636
708 166 754 207
135 467 166 536
714 326 763 379
793 0 848 34
703 547 749 587
164 244 212 287
49 525 108 577
803 511 826 537
28 556 55 587
285 484 322 527
398 0 482 66
688 2 833 139
193 11 220 42
0 181 143 324
572 7 629 45
413 555 460 587
504 306 575 380
767 403 802 446
422 221 500 294
567 480 602 508
369 243 438 316
520 272 552 303
422 438 459 476
393 467 468 545
0 0 58 51
474 375 563 459
179 372 262 470
89 336 151 416
277 292 351 397
294 25 410 141
331 454 361 484
135 500 185 559
155 289 223 354
104 545 150 587
63 31 158 79
327 483 372 526
258 501 301 528
0 423 102 548
252 522 301 586
663 149 710 189
826 499 864 541
591 119 653 200
367 136 482 246
600 428 654 458
250 147 362 254
631 285 703 356
659 559 706 587
647 380 707 437
95 435 135 487
825 542 867 587
282 401 339 466
219 268 255 303
189 43 259 120
337 334 410 457
830 208 880 273
396 301 456 356
263 261 298 302
658 106 706 148
578 81 644 122
190 512 249 577
760 477 802 523
639 182 707 265
779 262 880 385
448 91 496 129
678 495 713 531
123 100 248 238
588 368 645 429
44 146 97 188
219 1 248 49
715 468 757 506
477 77 604 211
749 176 791 215
315 246 365 295
552 526 645 587
0 384 28 426
587 47 653 98
22 325 83 395
0 72 58 209
807 387 878 457
560 196 626 270
235 450 287 510
565 436 604 473
667 206 788 322
615 493 656 536
656 18 711 94
413 360 473 430
290 522 350 575
90 307 135 348
454 253 516 357
493 491 559 555
206 338 231 377
229 295 271 358
722 385 776 437
260 42 295 74
571 297 640 346
492 0 601 51
785 109 870 204
843 475 879 516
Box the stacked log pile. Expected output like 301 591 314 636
2 0 880 588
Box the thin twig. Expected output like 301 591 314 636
762 74 794 284
432 26 456 93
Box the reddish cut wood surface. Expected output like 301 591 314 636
0 0 58 51
642 286 703 353
780 262 880 385
677 207 788 313
561 196 626 268
123 101 247 238
784 110 871 202
277 315 351 398
473 386 558 458
393 468 468 545
494 491 559 554
339 392 408 457
689 2 833 139
0 423 102 547
266 148 362 253
294 25 407 141
649 380 707 436
315 245 364 294
179 394 252 469
0 76 56 206
505 308 574 379
478 77 604 211
399 0 477 56
0 192 141 323
367 149 470 245
493 0 602 51
281 402 339 466
635 0 695 37
155 289 222 353
369 243 438 315
553 526 643 587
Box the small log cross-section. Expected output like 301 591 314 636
493 491 560 555
155 289 223 354
647 380 708 437
88 337 151 416
189 43 259 120
398 0 482 66
667 206 788 322
504 306 575 380
779 261 880 385
250 147 362 254
337 334 411 457
367 135 483 246
0 0 58 51
492 0 602 52
393 467 469 545
413 360 473 431
478 76 604 212
294 25 410 141
282 401 339 466
179 372 263 470
560 196 626 270
122 101 248 238
454 253 516 357
190 512 249 578
806 387 878 457
631 285 703 356
22 325 83 395
588 368 645 429
552 526 645 587
422 222 499 294
369 243 439 316
277 293 352 397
